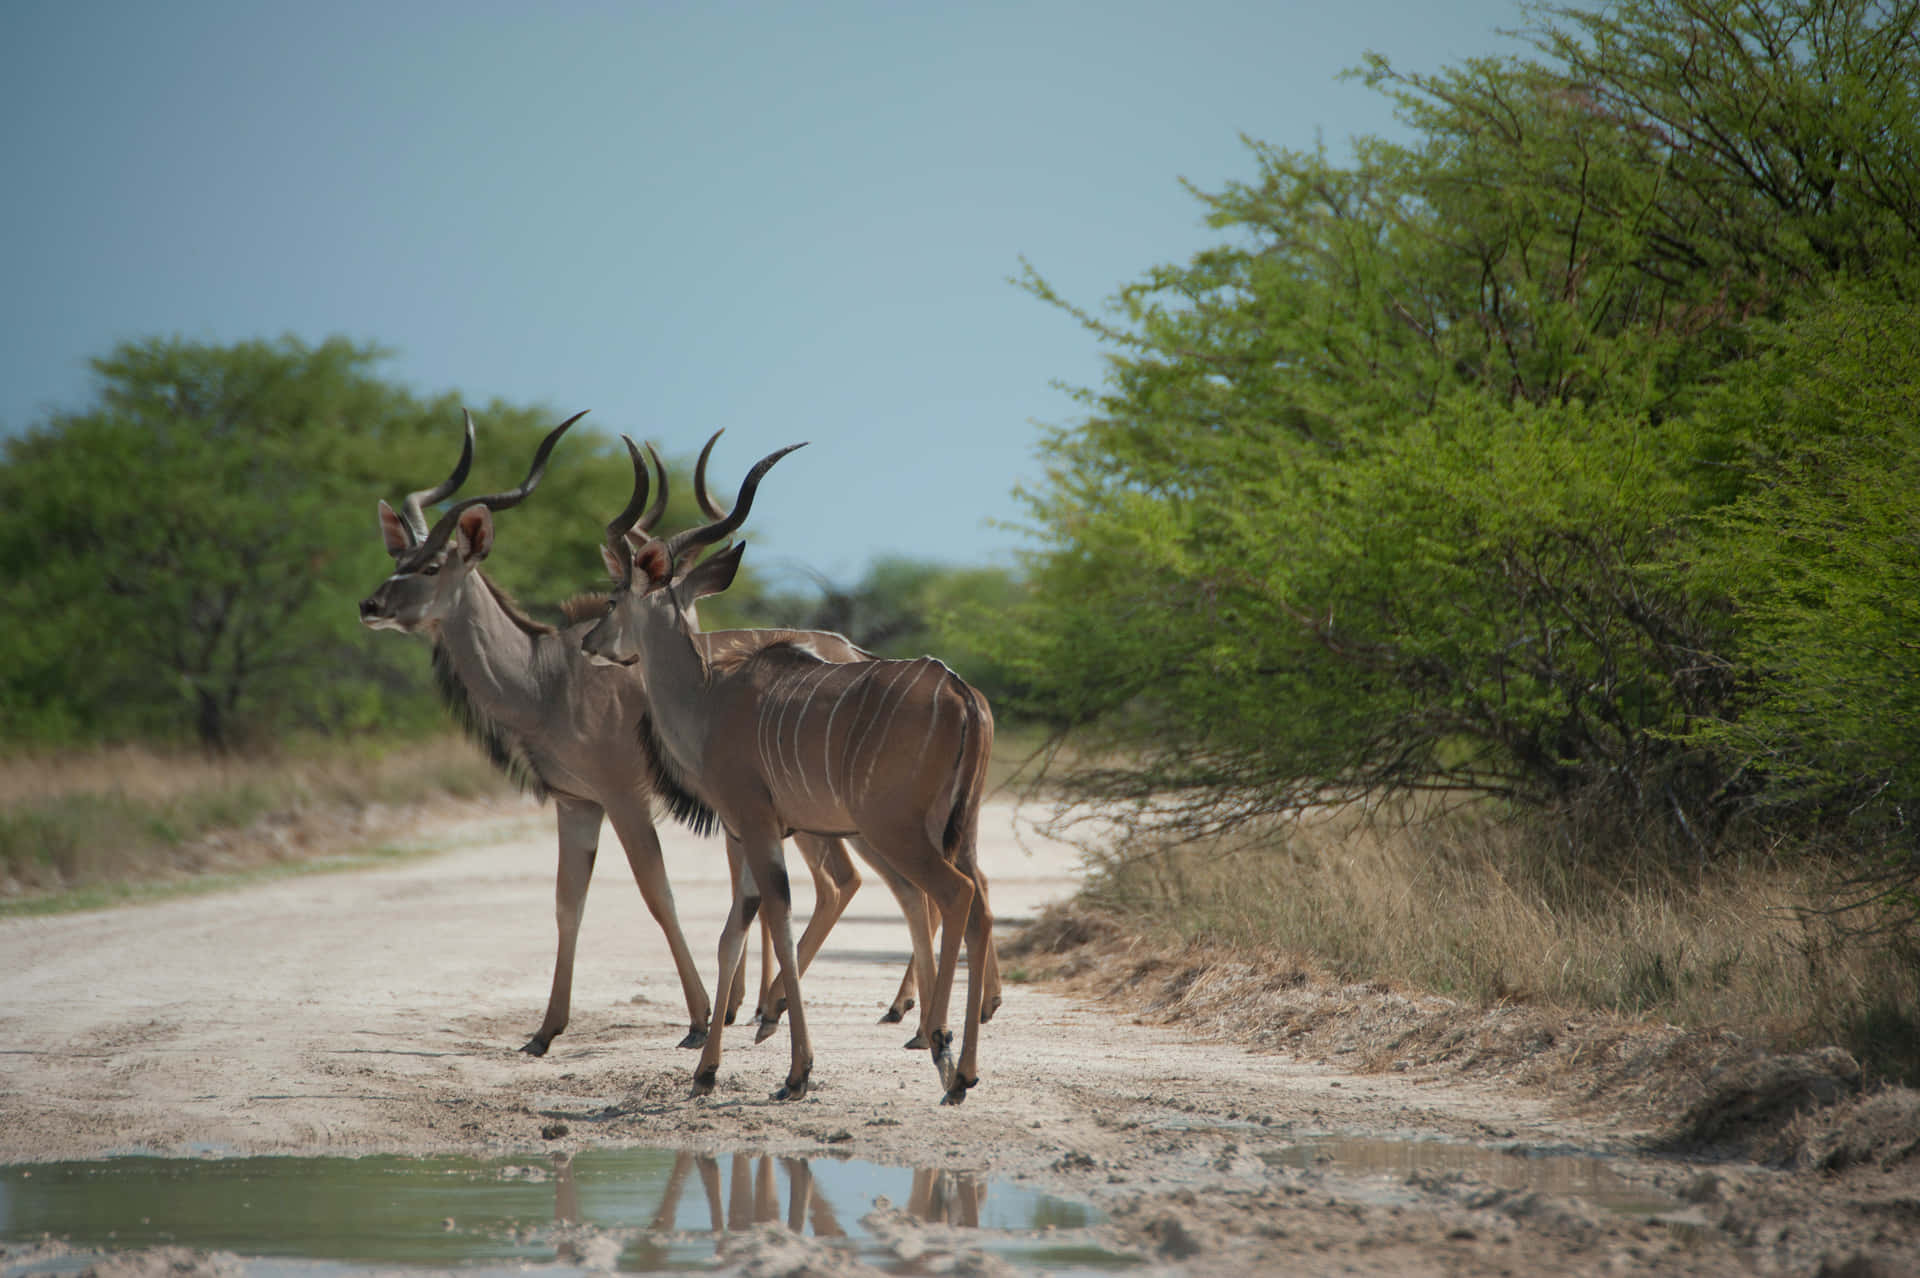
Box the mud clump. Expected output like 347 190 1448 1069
1662 1047 1864 1158
719 1222 883 1278
81 1248 243 1278
1767 1086 1920 1172
1142 1211 1212 1259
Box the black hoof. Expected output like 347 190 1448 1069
903 1031 927 1051
691 1064 718 1096
520 1035 553 1057
678 1027 708 1050
753 1016 782 1044
940 1075 978 1106
772 1071 810 1102
723 1008 738 1027
879 1007 905 1025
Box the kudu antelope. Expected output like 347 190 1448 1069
357 412 904 1054
685 434 939 1042
581 438 997 1104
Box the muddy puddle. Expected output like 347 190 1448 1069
1262 1137 1687 1217
0 1148 1134 1275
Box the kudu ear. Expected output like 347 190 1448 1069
600 540 629 582
377 500 411 558
455 505 494 561
632 537 674 590
677 542 745 602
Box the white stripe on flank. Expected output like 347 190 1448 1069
856 661 921 804
760 688 784 784
772 666 807 793
836 664 883 804
818 674 862 806
911 663 944 777
784 664 836 800
846 662 912 783
757 672 783 781
761 669 793 787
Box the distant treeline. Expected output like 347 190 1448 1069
972 0 1920 888
0 337 1019 753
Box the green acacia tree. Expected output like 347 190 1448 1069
985 0 1920 855
0 336 722 751
0 336 419 748
1692 290 1920 850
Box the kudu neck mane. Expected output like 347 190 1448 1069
622 589 722 838
472 572 558 637
430 641 551 801
428 572 719 836
558 592 612 625
634 711 719 838
425 572 576 803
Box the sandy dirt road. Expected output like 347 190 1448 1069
0 799 1904 1275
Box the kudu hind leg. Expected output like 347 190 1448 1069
755 834 861 1043
886 958 920 1028
732 913 762 1028
944 876 994 1105
894 894 937 1050
606 804 713 1048
905 854 978 1096
973 866 1004 1025
849 838 936 1047
693 886 753 1094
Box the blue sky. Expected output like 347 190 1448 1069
2 0 1526 588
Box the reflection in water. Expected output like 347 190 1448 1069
0 1148 1104 1274
548 1149 973 1236
910 1166 986 1227
632 1150 846 1237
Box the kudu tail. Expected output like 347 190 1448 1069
936 671 995 870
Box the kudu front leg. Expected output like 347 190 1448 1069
524 801 602 1056
692 888 751 1095
747 838 813 1101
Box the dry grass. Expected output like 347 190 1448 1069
1010 897 1920 1166
1040 801 1920 1086
0 728 1051 908
0 736 515 900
